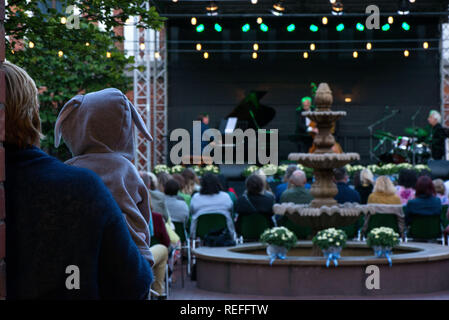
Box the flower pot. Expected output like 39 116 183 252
266 244 288 265
372 246 393 266
322 246 342 267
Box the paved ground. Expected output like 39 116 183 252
168 260 449 300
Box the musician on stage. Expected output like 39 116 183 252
427 110 446 160
295 96 317 153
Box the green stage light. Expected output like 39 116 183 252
196 24 205 32
260 23 269 32
402 22 410 31
309 24 319 32
287 24 296 32
336 23 345 32
381 23 390 31
356 23 364 31
242 23 250 32
214 23 222 32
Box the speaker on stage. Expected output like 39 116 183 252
428 159 449 180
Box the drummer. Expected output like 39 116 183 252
427 110 446 160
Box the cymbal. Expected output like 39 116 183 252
404 127 428 138
373 130 396 141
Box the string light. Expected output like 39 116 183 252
322 17 328 25
404 50 410 57
28 41 35 48
58 50 63 57
366 42 372 50
310 43 316 51
60 17 67 24
203 52 209 59
353 51 358 58
303 52 309 59
155 52 161 59
85 42 90 46
139 43 145 50
345 97 352 103
257 17 263 24
423 42 429 49
251 0 258 4
196 43 202 51
253 43 259 51
252 52 258 59
106 51 111 58
388 16 394 24
191 17 197 25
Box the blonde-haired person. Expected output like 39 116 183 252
4 61 153 299
255 169 273 195
355 169 374 205
367 175 402 204
433 179 449 205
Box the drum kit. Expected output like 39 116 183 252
373 127 431 164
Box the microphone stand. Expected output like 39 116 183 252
367 109 399 162
410 107 421 166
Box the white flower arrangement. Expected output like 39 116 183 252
202 164 220 174
260 227 298 250
243 165 260 177
366 227 400 248
261 164 278 176
153 164 170 175
312 228 347 250
170 165 184 174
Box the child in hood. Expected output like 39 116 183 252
54 88 154 264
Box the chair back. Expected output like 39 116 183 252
440 205 449 229
173 221 188 243
366 213 399 234
278 216 312 240
236 214 271 241
196 213 228 239
340 216 364 239
408 214 442 240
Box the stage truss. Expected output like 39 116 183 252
441 16 449 159
132 2 168 171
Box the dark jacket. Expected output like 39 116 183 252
235 192 275 220
404 195 442 224
5 145 153 299
356 185 373 205
431 123 446 160
335 182 361 204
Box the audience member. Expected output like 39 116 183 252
4 61 152 299
396 169 417 205
157 171 171 193
172 173 192 206
334 167 361 204
140 171 171 222
280 170 313 204
164 179 190 225
404 176 442 224
275 164 298 202
181 168 201 195
355 169 374 205
433 179 449 205
189 173 235 239
367 175 402 205
235 174 275 226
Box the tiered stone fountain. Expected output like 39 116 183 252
273 83 371 235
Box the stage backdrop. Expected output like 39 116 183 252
166 17 441 164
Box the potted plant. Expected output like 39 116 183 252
366 227 400 266
312 228 347 267
259 227 298 265
202 164 220 175
242 165 260 177
153 164 170 175
170 165 184 174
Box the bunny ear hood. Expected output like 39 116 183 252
54 88 152 160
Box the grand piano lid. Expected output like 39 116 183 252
227 90 276 130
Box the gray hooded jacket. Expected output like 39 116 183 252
54 88 154 264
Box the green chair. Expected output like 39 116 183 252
341 216 365 240
236 214 271 241
173 221 192 280
195 213 229 240
440 205 449 229
365 214 400 235
278 216 312 240
408 214 442 241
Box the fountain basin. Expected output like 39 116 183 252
194 241 449 296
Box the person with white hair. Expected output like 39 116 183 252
280 170 313 204
428 110 446 160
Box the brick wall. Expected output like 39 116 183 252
0 0 5 300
